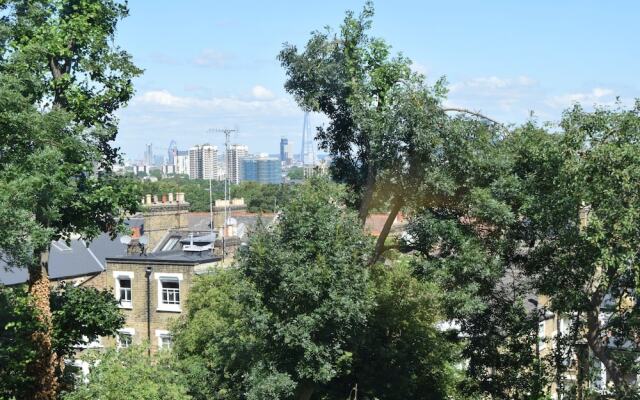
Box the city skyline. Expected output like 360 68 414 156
126 138 323 165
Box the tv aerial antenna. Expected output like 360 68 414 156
207 127 238 261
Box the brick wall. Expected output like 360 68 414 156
105 261 195 352
143 203 189 251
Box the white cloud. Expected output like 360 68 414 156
546 87 615 109
133 89 298 116
450 76 536 93
193 49 231 68
445 75 540 120
251 85 275 100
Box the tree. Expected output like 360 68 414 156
508 103 640 397
173 180 464 400
338 259 462 400
174 179 373 400
279 3 505 263
402 206 547 399
0 284 125 399
287 166 304 180
63 346 192 400
279 2 413 225
0 1 141 397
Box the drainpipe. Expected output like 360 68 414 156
145 266 152 356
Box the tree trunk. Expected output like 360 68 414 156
370 197 403 265
357 164 376 225
295 381 315 400
27 250 58 400
585 306 627 391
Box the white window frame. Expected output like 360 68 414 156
154 272 183 312
155 329 173 350
113 271 134 309
116 328 135 349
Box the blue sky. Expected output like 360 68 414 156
114 1 639 160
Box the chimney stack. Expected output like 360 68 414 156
145 194 152 205
153 194 159 204
162 194 167 203
176 192 185 203
168 192 174 203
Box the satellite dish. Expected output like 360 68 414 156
120 235 132 245
139 235 149 245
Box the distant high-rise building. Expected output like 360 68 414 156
188 144 218 180
188 146 202 180
227 144 248 184
201 144 218 180
167 140 178 165
144 143 153 166
242 156 282 184
279 137 292 163
300 112 316 166
173 150 189 176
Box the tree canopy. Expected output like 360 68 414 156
0 0 141 398
173 179 463 399
0 284 124 399
63 347 192 400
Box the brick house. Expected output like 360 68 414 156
101 250 220 352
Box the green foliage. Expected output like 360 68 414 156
507 102 640 394
231 181 293 213
51 283 125 359
279 2 418 215
344 260 462 400
172 267 257 399
286 166 304 180
239 179 372 389
63 346 191 400
0 284 124 399
174 180 463 399
403 208 547 399
3 0 143 142
0 77 140 267
0 0 142 263
0 286 44 400
174 179 373 399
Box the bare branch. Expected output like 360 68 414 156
442 107 504 127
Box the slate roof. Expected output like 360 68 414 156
0 238 106 286
0 219 143 286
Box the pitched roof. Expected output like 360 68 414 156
0 232 132 286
